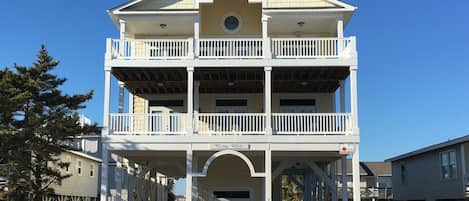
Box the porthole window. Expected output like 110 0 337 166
222 13 242 33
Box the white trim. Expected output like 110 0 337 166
193 150 265 177
113 10 199 15
67 150 102 162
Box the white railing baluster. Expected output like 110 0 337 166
271 113 351 135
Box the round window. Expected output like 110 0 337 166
222 14 241 33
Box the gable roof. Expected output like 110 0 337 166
336 159 391 177
109 0 356 14
386 134 469 162
66 150 102 163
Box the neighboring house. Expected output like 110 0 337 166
48 150 101 199
387 135 469 201
337 160 393 201
100 0 360 201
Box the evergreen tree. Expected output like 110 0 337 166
0 45 95 201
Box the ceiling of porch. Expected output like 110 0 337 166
112 67 349 94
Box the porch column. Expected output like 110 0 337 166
118 81 125 113
187 67 194 136
186 148 193 201
264 67 272 135
265 149 272 201
350 65 360 201
194 81 200 114
262 14 271 59
194 16 200 58
103 69 111 132
337 15 344 55
339 80 348 201
100 144 109 201
115 156 123 201
120 19 126 40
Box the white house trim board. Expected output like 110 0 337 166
193 150 266 177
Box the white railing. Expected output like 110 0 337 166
272 113 352 135
271 37 354 58
195 113 266 135
109 113 352 136
199 38 263 59
110 39 192 59
109 113 187 135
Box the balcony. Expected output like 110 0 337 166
107 37 356 61
109 113 352 136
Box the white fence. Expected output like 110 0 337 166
272 113 352 135
110 39 192 59
199 38 264 59
195 113 266 135
271 37 354 58
42 195 97 201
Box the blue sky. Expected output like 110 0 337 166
1 0 469 164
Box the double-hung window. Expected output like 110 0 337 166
440 150 457 180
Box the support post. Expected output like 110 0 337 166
115 157 123 201
337 15 344 55
119 20 126 57
186 148 193 201
262 15 271 59
194 81 200 114
194 16 200 58
341 156 348 201
118 81 125 113
264 67 272 135
350 66 358 129
265 149 272 201
352 145 360 201
304 170 313 201
187 67 194 136
100 144 109 201
103 69 111 133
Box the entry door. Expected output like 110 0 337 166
149 106 183 133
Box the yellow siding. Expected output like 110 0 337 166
200 0 262 36
49 152 99 197
267 0 337 8
125 0 195 10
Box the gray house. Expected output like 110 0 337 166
387 135 469 201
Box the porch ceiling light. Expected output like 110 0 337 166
227 81 235 86
160 23 167 29
300 81 308 86
157 82 164 87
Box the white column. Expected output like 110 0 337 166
186 148 193 201
194 16 200 58
115 157 123 201
187 67 194 136
339 80 348 201
118 81 125 113
339 80 346 113
100 144 109 201
120 20 126 40
192 156 198 201
265 149 272 201
264 67 272 135
337 15 344 55
352 145 360 201
194 81 200 114
262 15 271 59
103 69 112 133
350 66 359 132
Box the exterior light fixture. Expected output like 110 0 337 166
300 81 308 86
297 21 305 27
160 24 167 29
227 81 235 86
157 82 164 87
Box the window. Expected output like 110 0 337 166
222 14 241 33
90 164 95 177
65 156 72 173
441 150 457 179
77 159 83 176
400 164 406 184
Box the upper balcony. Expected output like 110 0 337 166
107 37 356 61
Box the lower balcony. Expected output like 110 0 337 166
108 113 352 136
